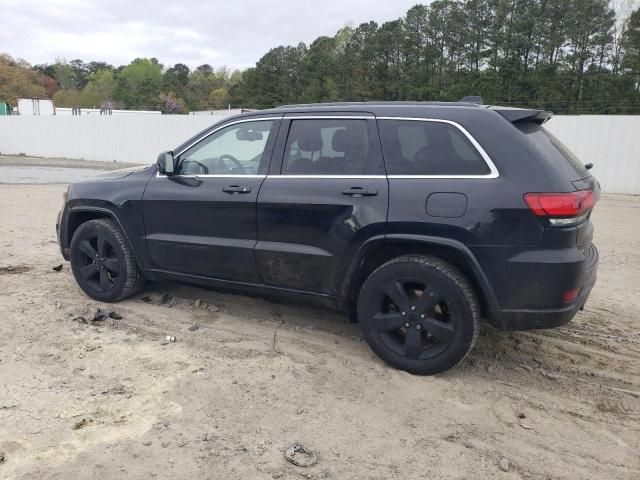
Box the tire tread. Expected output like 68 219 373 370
71 218 144 302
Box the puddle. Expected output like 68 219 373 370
0 166 109 184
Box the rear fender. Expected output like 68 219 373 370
343 234 501 323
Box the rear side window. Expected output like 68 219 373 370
283 119 383 175
516 122 589 178
379 119 491 176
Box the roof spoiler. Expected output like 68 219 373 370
491 107 553 125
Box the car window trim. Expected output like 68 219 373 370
156 116 282 178
268 175 387 179
376 116 499 179
156 114 499 180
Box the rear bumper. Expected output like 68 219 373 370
489 243 598 331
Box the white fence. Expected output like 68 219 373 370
0 115 221 164
545 116 640 195
0 113 639 194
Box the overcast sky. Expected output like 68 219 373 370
0 0 423 69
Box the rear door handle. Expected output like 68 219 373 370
342 187 378 197
223 185 252 194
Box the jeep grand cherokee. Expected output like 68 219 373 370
57 101 599 374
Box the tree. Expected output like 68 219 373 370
186 68 219 109
52 60 76 90
158 93 187 114
53 88 81 107
163 63 190 99
564 0 616 105
114 58 163 109
5 0 640 114
75 70 113 107
208 87 230 108
0 54 45 101
88 69 116 102
621 8 640 91
41 75 58 97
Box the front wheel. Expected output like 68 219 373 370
357 255 479 375
70 218 144 302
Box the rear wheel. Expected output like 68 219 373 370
70 219 144 302
357 255 479 375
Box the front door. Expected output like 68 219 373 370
256 115 389 296
143 117 280 282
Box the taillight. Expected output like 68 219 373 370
524 190 595 226
562 288 580 303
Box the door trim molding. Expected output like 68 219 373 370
156 172 267 179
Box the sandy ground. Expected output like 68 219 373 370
0 183 639 480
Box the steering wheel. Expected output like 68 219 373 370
217 154 245 174
179 159 209 175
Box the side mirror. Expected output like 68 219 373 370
157 151 175 175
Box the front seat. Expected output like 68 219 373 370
287 128 324 174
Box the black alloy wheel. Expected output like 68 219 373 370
373 278 457 360
70 219 144 302
76 234 120 292
358 255 479 375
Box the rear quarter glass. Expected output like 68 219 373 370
516 122 590 182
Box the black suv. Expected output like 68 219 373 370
57 101 599 374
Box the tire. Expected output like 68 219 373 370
70 218 144 302
357 255 479 375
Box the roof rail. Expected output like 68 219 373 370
459 96 483 105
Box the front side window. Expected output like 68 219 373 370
177 120 274 175
379 119 490 176
282 119 383 175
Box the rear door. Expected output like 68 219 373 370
143 116 280 282
255 114 388 296
377 117 499 244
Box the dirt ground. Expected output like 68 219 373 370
0 184 638 480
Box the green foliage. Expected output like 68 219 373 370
0 54 45 101
88 69 116 102
114 58 164 109
208 87 230 108
52 61 76 90
622 8 640 91
163 63 190 99
235 1 640 113
52 88 81 107
3 1 640 114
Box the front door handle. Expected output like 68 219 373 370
223 185 252 194
342 187 378 197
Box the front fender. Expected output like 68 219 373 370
59 199 149 269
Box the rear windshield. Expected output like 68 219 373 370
516 122 589 178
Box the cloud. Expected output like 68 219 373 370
0 0 422 69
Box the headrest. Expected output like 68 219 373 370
332 128 350 152
297 128 323 152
